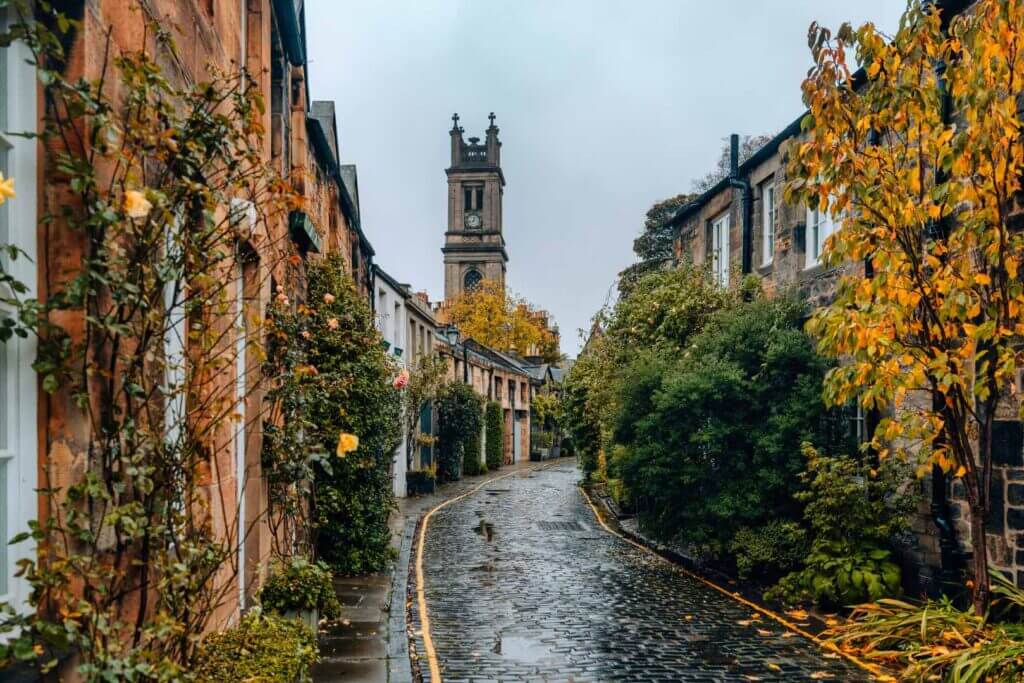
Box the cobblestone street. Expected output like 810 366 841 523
411 463 869 682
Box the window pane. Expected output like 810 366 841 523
0 31 7 133
0 458 7 596
0 338 7 452
0 147 8 253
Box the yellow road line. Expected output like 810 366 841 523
415 461 561 682
578 484 891 682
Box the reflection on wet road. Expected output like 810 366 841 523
410 463 868 682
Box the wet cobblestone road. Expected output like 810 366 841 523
410 462 870 682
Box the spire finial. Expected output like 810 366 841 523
488 112 496 127
451 112 460 130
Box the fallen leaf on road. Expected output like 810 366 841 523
757 629 773 637
737 619 754 626
786 609 809 620
766 663 782 672
684 615 694 621
810 673 831 680
781 631 797 638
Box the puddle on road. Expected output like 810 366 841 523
493 634 552 664
473 520 495 541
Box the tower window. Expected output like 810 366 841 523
464 184 483 211
464 269 483 291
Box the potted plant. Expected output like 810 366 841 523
258 556 341 630
406 463 437 495
533 431 553 460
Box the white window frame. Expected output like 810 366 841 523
710 212 730 288
761 180 775 265
230 200 254 613
805 203 836 269
0 12 38 612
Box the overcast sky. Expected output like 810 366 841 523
306 1 905 357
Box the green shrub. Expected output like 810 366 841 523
193 611 318 683
485 402 504 470
729 521 807 583
305 254 402 575
258 557 341 621
532 431 552 450
463 424 486 476
436 382 484 482
767 445 914 607
614 297 834 557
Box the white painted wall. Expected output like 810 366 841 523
374 273 409 497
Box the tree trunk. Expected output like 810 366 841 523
969 502 990 615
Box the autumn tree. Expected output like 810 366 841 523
445 279 560 361
788 0 1024 612
632 193 695 261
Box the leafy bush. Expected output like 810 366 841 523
463 424 486 476
306 254 402 575
562 377 601 480
767 445 914 607
193 611 318 683
614 296 835 557
729 521 807 583
532 431 553 450
258 557 341 621
485 402 504 470
436 382 484 481
565 263 737 485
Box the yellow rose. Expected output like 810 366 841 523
323 293 336 304
327 318 339 330
124 189 152 219
336 432 359 457
0 173 14 206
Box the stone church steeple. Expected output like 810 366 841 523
442 113 508 301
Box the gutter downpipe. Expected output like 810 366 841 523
727 134 753 275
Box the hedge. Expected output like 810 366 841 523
485 402 504 470
436 382 484 482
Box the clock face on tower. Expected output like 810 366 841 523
465 212 482 229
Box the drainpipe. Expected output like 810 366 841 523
727 134 753 275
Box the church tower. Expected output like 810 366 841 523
442 112 508 301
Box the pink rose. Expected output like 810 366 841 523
327 318 339 330
393 368 410 390
323 293 336 304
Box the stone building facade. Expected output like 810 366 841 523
4 0 378 653
442 113 508 301
668 10 1024 589
435 330 533 467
